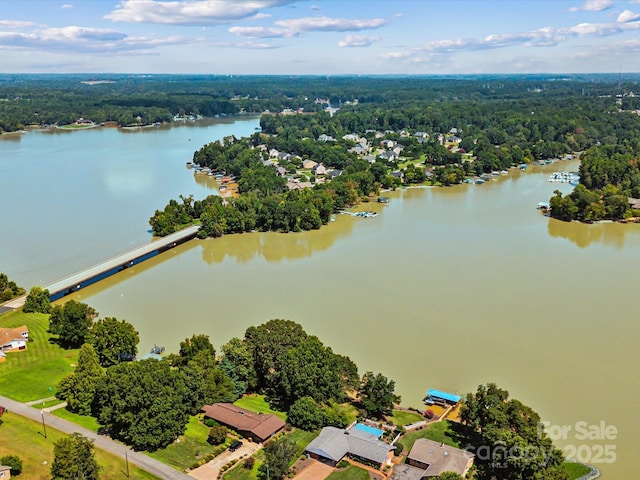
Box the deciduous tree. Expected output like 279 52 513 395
51 433 99 480
87 317 139 367
48 300 97 348
22 286 51 314
358 371 400 418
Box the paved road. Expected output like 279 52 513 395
0 395 193 480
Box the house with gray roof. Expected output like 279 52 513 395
305 426 394 469
390 438 474 479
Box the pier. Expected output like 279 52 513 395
2 225 200 311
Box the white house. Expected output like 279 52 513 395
0 325 29 352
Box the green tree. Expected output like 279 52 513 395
51 433 100 480
244 319 308 394
358 371 400 418
56 344 103 415
219 337 258 398
48 300 97 349
179 350 235 414
94 359 190 451
207 425 228 445
87 317 139 367
178 334 216 365
261 436 298 480
0 273 25 302
460 383 567 480
22 286 51 314
287 396 324 431
0 455 22 476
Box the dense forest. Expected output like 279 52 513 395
145 74 640 233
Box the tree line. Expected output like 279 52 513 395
550 144 640 222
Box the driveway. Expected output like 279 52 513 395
293 460 334 480
189 441 260 480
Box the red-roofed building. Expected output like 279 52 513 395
201 403 285 443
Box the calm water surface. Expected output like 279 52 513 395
2 124 638 478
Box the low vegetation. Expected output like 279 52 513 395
0 411 158 479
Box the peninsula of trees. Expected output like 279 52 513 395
146 74 640 235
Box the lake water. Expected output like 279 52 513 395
2 121 638 477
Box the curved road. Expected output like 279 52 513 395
0 395 193 480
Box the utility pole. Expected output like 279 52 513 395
125 449 130 478
41 410 47 438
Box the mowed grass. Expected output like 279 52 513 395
149 414 224 471
233 394 287 421
326 465 369 480
564 461 592 480
53 408 102 432
223 450 265 480
399 420 463 452
0 411 158 480
0 310 78 401
389 409 424 427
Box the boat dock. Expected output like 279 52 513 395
2 225 201 310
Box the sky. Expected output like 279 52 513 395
1 0 639 74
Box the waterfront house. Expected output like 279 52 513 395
305 425 394 469
312 163 327 176
0 465 11 479
390 438 473 479
201 403 285 443
0 325 29 352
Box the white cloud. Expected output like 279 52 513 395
338 35 380 47
228 26 297 38
617 9 640 22
61 4 73 8
0 24 184 54
274 16 386 32
216 40 283 49
105 0 294 25
569 0 614 12
0 20 38 28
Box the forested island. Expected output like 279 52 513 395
138 74 640 235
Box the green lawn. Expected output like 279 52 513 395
563 461 592 480
389 409 424 427
233 394 287 421
0 310 78 401
52 407 102 432
326 465 370 480
286 428 319 458
149 414 227 471
223 451 265 480
0 411 158 480
399 420 463 453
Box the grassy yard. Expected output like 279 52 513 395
389 409 424 427
223 450 265 480
399 420 464 453
326 465 369 480
0 411 158 479
564 461 592 480
233 394 287 421
149 414 227 471
0 310 78 401
286 428 318 458
52 407 102 432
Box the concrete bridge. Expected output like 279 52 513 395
2 225 200 311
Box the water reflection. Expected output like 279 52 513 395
200 214 358 264
547 217 640 248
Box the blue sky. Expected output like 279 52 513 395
1 0 639 74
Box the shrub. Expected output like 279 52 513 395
1 455 23 475
337 460 349 469
207 425 228 445
424 409 435 420
204 418 218 427
243 457 255 470
393 442 404 456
